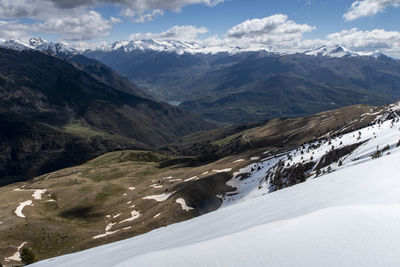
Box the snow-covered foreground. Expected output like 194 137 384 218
33 149 400 267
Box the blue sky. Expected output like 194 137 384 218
97 0 400 42
0 0 399 57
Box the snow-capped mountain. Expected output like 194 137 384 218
92 39 278 55
0 40 31 51
29 38 79 57
31 101 400 267
304 44 359 58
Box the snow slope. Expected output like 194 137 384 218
304 44 358 57
224 103 400 206
32 136 400 266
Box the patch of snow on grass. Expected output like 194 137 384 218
176 198 194 212
15 200 33 218
32 189 47 200
213 168 232 173
184 176 198 182
93 230 120 239
250 156 260 160
150 184 163 189
153 213 161 219
5 242 27 262
93 223 119 239
202 171 209 175
119 211 141 224
233 159 244 163
128 187 136 190
143 192 175 202
113 213 122 219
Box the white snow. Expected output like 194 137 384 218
93 223 119 239
118 211 141 224
224 111 400 205
14 200 33 218
142 192 175 202
0 221 3 225
32 189 47 200
250 156 260 161
150 184 163 189
212 168 232 173
30 103 400 267
5 242 27 262
304 44 358 58
90 39 278 55
93 230 120 239
0 40 30 51
233 159 244 163
153 213 161 219
202 171 209 175
32 149 400 267
175 198 194 212
113 213 122 219
128 187 136 191
162 176 173 180
184 176 198 182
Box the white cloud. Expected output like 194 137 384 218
36 11 121 40
0 20 31 40
344 0 400 21
0 11 120 41
133 9 164 23
0 0 224 20
225 14 315 50
325 28 400 57
130 25 208 41
0 0 224 41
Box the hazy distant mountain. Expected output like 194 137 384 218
85 45 400 123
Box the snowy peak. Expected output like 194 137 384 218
30 38 79 57
92 39 277 55
29 37 46 47
0 40 31 51
304 44 358 58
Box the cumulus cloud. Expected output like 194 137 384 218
0 0 224 41
0 11 120 41
326 28 400 56
128 9 164 23
130 25 208 41
225 14 314 50
0 20 31 40
37 11 121 40
343 0 400 20
0 0 224 19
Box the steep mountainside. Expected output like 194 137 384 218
0 47 215 184
1 101 398 266
85 48 400 123
29 39 148 98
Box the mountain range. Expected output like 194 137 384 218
0 46 215 185
83 42 400 123
3 39 400 124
